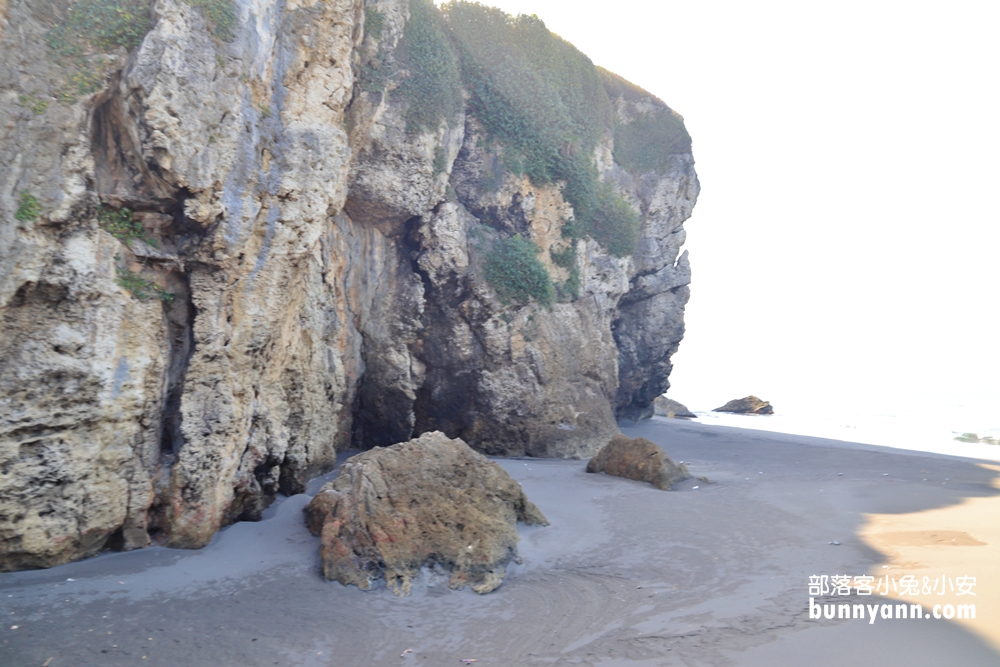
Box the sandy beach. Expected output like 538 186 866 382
2 418 998 667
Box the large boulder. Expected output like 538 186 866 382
713 396 774 414
653 396 697 418
585 435 690 490
303 432 548 596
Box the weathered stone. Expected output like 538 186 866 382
585 435 690 490
713 396 774 415
654 396 697 419
303 431 548 595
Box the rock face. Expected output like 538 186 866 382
653 396 696 418
303 431 548 595
0 0 698 569
586 435 690 490
713 396 774 415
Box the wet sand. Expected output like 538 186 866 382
2 418 998 666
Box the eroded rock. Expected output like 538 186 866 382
303 431 548 596
713 396 774 414
1 0 697 570
654 396 696 419
585 435 690 490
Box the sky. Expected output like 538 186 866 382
441 0 1000 418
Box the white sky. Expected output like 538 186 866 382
441 0 1000 416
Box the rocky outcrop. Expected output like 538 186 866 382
1 0 697 570
304 431 548 595
654 396 696 418
713 396 774 415
585 435 690 490
955 433 1000 445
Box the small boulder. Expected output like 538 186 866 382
585 435 690 490
654 396 697 419
712 396 773 414
303 431 548 596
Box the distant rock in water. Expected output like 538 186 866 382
713 396 774 414
654 396 697 419
303 432 548 596
955 433 1000 445
585 435 690 490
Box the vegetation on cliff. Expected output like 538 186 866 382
98 206 158 247
44 0 235 101
443 2 641 257
397 0 464 133
600 68 693 174
14 191 41 222
360 0 463 134
483 235 555 307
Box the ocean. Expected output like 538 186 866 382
667 389 1000 463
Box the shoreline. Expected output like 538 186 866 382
653 412 1000 463
2 419 998 666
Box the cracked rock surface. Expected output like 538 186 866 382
303 431 548 595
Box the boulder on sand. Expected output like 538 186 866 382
653 396 697 418
712 396 773 414
303 431 548 596
585 435 690 490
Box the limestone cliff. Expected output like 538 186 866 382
0 0 698 570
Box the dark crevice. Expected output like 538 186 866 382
401 213 484 445
349 215 428 451
159 269 195 461
90 84 212 543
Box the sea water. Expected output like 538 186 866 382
674 388 1000 462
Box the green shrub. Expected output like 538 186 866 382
18 95 49 115
99 205 157 247
588 182 641 257
614 108 691 174
599 69 692 173
184 0 238 41
484 235 554 307
46 0 152 57
549 243 575 269
46 0 152 102
433 144 447 175
442 2 640 256
15 191 41 222
396 0 463 133
57 64 109 102
116 265 174 303
612 108 692 174
550 242 580 301
364 7 386 40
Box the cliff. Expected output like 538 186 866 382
0 0 699 570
